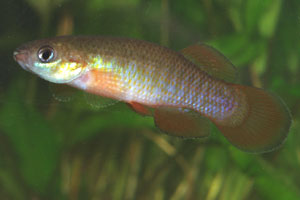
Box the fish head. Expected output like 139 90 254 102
13 37 88 83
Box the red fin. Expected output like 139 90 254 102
154 107 211 138
214 85 292 153
127 102 152 116
181 44 237 82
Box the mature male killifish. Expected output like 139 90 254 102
13 36 291 153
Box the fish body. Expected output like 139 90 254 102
14 36 291 153
65 37 243 124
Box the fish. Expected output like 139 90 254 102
13 35 292 153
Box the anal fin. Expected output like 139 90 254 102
154 107 211 138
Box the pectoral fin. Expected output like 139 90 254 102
154 107 211 138
84 93 118 110
49 83 118 110
181 44 237 82
49 83 77 102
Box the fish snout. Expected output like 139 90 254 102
13 49 30 71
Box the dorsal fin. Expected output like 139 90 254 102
181 44 238 82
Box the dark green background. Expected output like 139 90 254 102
0 0 299 199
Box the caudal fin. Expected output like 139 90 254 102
215 85 292 153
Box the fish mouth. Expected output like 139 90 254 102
13 49 30 71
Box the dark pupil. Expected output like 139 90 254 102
42 50 51 60
38 47 54 62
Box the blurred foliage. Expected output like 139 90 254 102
0 0 300 199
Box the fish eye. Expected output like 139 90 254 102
38 46 55 63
